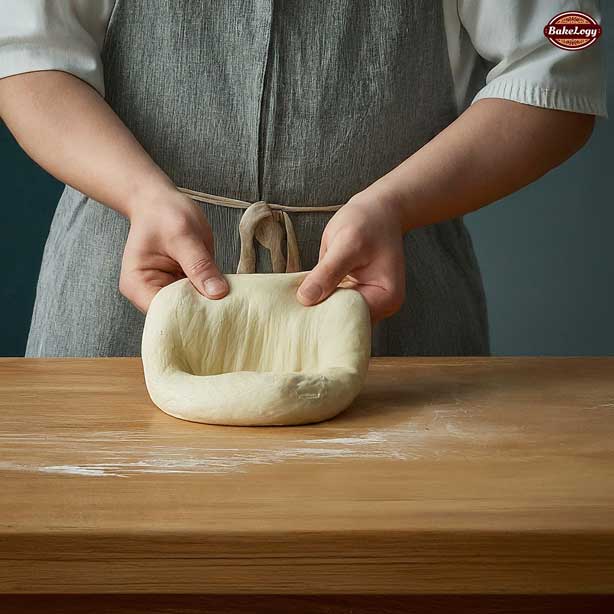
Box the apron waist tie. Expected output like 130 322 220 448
177 187 343 274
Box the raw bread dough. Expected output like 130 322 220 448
141 272 371 426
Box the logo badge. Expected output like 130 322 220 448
544 11 602 50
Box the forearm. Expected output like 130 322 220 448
0 70 173 217
360 98 595 232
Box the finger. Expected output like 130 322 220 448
119 270 164 315
358 283 404 324
318 233 328 262
174 236 229 299
297 238 358 305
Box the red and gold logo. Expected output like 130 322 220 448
544 11 602 51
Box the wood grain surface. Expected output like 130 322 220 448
1 357 613 595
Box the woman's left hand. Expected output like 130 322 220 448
296 192 406 323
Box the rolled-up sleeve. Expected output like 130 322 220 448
0 0 115 96
458 0 607 117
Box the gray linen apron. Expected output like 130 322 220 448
26 0 490 358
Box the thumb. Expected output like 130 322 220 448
174 236 228 299
297 239 355 306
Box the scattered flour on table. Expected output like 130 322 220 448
0 402 524 478
0 427 415 478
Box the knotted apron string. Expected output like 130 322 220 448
177 187 342 274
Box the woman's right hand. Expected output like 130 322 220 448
119 188 228 313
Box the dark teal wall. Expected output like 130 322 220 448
0 15 611 356
0 128 62 356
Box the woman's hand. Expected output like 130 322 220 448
120 189 228 313
296 100 596 324
297 192 406 323
0 72 229 314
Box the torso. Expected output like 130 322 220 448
27 1 490 357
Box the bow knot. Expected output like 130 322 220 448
236 201 301 273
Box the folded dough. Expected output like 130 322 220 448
141 272 371 426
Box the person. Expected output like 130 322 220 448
0 1 606 358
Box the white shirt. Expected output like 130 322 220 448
0 0 607 117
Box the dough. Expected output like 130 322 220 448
141 272 371 426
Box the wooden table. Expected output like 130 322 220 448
1 357 613 613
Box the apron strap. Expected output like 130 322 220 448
177 187 342 274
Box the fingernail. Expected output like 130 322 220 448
204 277 227 297
298 282 322 303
